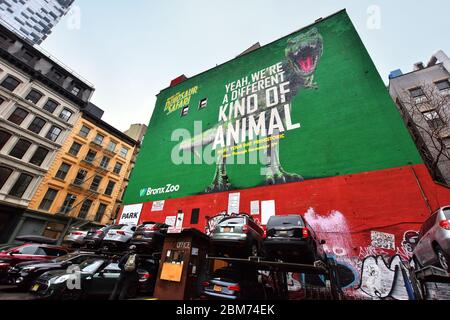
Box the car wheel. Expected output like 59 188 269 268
435 246 450 272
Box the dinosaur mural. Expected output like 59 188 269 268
176 28 324 193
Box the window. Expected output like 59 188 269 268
46 126 62 142
9 139 32 159
68 142 82 156
410 87 425 98
423 111 445 129
105 181 116 196
9 173 33 198
90 175 102 192
60 194 77 214
436 80 450 91
8 107 29 125
107 141 117 152
119 147 129 158
0 166 13 190
93 134 104 146
95 204 107 222
59 109 73 122
113 162 123 175
50 68 63 82
199 98 208 110
29 147 49 166
79 125 90 138
55 163 71 180
78 199 93 219
1 76 20 91
27 117 46 134
40 247 66 257
84 149 97 163
43 99 59 113
39 188 58 211
25 90 43 104
190 208 200 224
22 51 34 63
74 169 87 185
0 130 12 151
409 87 427 103
71 86 81 96
100 156 110 169
17 245 40 255
181 105 189 117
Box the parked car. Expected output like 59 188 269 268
201 267 267 300
131 222 170 253
84 226 115 250
63 228 90 247
264 215 327 264
102 224 137 252
210 214 265 258
0 244 69 283
31 257 157 300
413 206 450 271
7 252 99 290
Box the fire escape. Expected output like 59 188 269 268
61 138 114 230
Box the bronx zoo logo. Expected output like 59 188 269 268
140 184 180 197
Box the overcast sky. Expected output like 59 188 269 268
40 0 450 131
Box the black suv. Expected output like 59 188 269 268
210 214 265 258
264 215 326 264
130 222 170 253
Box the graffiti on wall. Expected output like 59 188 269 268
371 231 395 251
300 208 420 300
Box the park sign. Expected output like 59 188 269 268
118 204 143 225
123 10 422 205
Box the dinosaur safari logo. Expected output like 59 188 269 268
164 86 199 115
173 28 324 194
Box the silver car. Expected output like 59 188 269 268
63 229 89 246
210 214 265 258
413 206 450 271
102 224 137 251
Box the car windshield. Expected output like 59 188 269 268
268 216 304 227
444 208 450 220
78 259 105 274
220 217 245 225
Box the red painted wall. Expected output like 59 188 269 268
120 164 450 255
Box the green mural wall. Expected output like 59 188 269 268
123 10 422 205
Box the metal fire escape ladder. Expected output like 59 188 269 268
63 154 110 224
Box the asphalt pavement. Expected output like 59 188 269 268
0 285 38 300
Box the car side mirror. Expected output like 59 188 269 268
9 251 18 256
320 240 326 245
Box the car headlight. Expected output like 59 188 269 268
53 275 72 284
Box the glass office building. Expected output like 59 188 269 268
0 0 75 44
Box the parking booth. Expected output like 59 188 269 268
154 228 210 300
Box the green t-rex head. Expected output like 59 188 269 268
285 27 324 77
